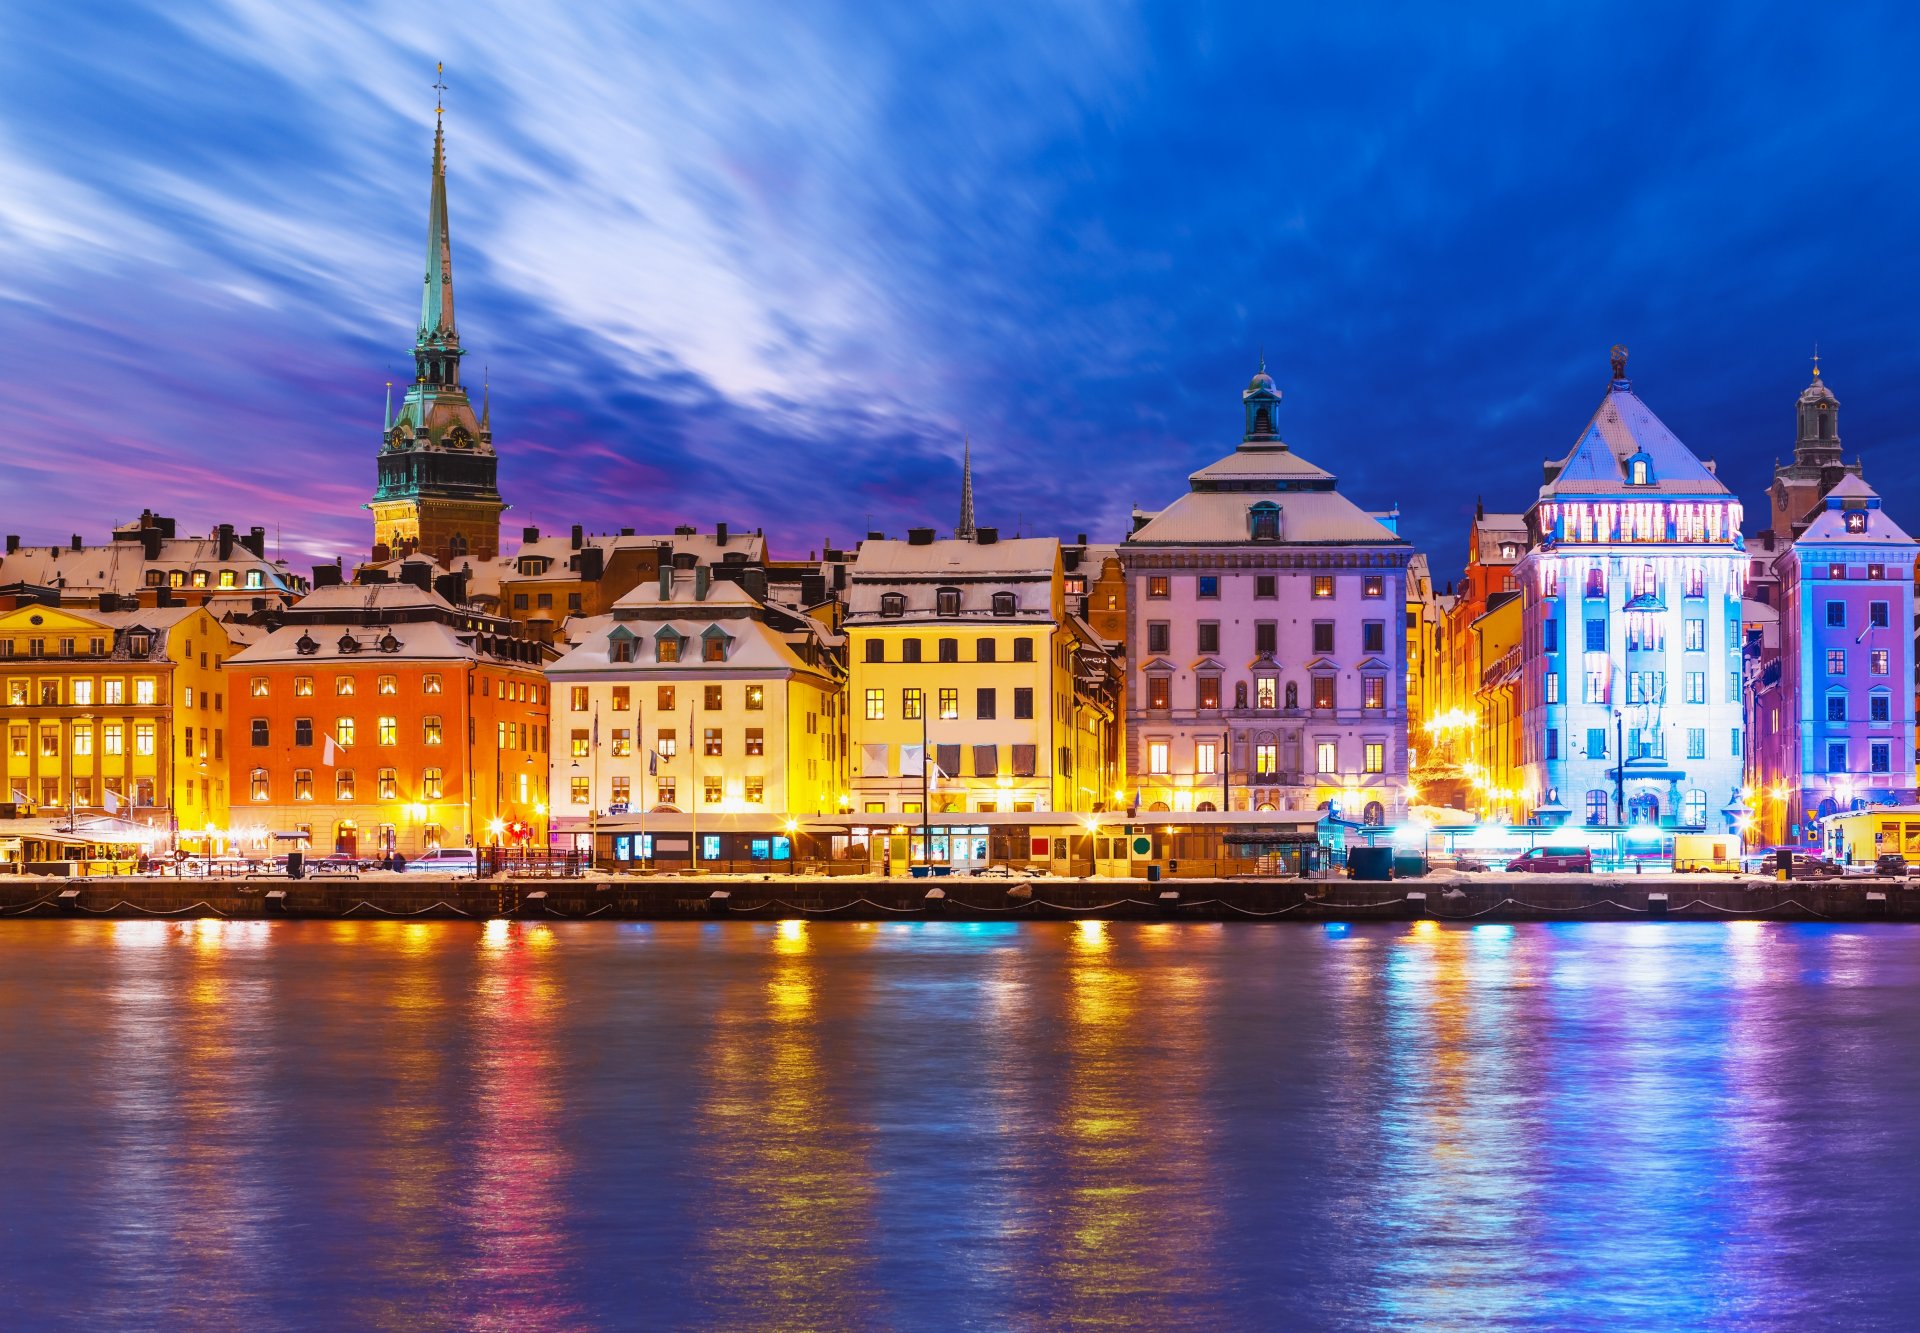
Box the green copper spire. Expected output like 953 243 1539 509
956 437 976 540
415 63 460 387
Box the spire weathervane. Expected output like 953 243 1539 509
1609 344 1629 381
1812 342 1821 379
434 62 447 119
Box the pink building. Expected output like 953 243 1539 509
1120 367 1412 821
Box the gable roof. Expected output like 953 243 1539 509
1543 382 1729 498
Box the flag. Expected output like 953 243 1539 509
322 734 340 766
648 750 658 776
592 710 600 749
102 788 122 814
1128 788 1141 817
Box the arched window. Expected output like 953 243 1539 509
1682 789 1707 827
1628 793 1659 825
449 533 467 557
1626 450 1655 486
991 592 1016 616
1248 502 1281 541
1148 801 1170 812
1584 789 1609 826
1362 800 1385 826
1196 801 1217 812
1255 406 1272 435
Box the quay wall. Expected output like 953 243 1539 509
1 875 1917 922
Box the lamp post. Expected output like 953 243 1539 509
920 686 931 872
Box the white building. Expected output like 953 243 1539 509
545 564 844 843
1120 366 1413 820
1517 350 1748 832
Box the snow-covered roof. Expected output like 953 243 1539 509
1797 476 1918 548
0 536 299 597
1128 485 1403 545
1186 446 1335 483
851 537 1058 579
228 618 487 667
289 581 458 616
1542 382 1730 498
546 612 829 680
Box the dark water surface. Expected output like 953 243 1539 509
1 919 1917 1331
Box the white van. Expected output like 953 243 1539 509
403 848 480 876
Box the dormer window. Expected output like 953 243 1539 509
1626 450 1655 486
880 593 906 618
937 587 961 616
610 638 634 664
1500 543 1518 559
1248 501 1281 542
337 634 361 654
701 627 732 662
991 592 1016 616
656 633 681 663
295 633 319 656
1844 510 1868 534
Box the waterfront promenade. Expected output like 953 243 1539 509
2 872 1915 922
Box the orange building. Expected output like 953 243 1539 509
227 575 552 856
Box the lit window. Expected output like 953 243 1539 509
134 678 156 705
295 676 313 696
1316 741 1337 773
571 729 590 758
251 676 268 697
377 674 397 695
294 769 314 800
1147 576 1170 599
378 716 397 745
336 675 355 696
423 716 442 745
939 689 959 720
1148 741 1169 774
422 768 443 799
1312 576 1334 599
335 717 354 746
865 689 884 721
250 769 268 801
704 728 722 757
378 769 397 800
745 685 764 711
1364 743 1384 774
1196 740 1217 774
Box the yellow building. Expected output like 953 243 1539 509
845 529 1113 815
0 601 232 846
1469 591 1527 822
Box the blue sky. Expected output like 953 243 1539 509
1 1 1915 572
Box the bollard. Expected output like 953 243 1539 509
706 889 731 916
1647 892 1669 916
265 889 288 913
924 886 947 917
521 889 549 919
1157 888 1181 917
56 887 81 914
1404 890 1428 918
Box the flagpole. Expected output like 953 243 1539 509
590 702 600 870
921 685 930 871
637 692 648 870
687 695 698 873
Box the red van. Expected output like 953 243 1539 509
1506 847 1593 873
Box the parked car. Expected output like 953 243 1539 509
1782 852 1844 881
403 848 480 876
1505 847 1593 873
1875 853 1913 878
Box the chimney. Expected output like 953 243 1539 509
433 572 468 604
399 562 433 591
695 565 710 600
833 563 847 591
1077 532 1087 545
976 527 999 545
570 524 584 550
312 564 343 588
620 527 634 537
157 516 176 538
800 573 825 605
70 534 82 551
155 587 174 607
98 593 118 612
716 522 728 547
578 546 605 581
674 524 696 537
866 531 884 542
907 527 936 546
244 526 266 557
522 525 540 543
140 528 162 560
659 564 673 599
4 535 16 554
216 524 234 560
742 568 768 602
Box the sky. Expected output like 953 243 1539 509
2 1 1916 576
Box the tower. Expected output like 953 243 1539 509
955 439 977 540
1768 356 1860 543
367 67 508 564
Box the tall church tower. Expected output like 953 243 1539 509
367 71 508 563
1767 359 1860 543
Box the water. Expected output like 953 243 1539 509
0 919 1916 1331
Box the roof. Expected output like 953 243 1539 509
1127 483 1404 546
0 537 298 598
228 618 491 667
850 537 1058 579
546 612 830 680
1186 447 1335 483
289 581 459 616
1797 477 1917 548
1543 381 1730 498
613 579 761 611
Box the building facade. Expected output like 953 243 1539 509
1120 367 1412 820
845 530 1113 815
367 106 508 565
228 578 551 856
0 602 232 843
0 512 305 613
545 565 845 841
1516 351 1748 832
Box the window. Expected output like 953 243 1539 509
1261 677 1282 709
1312 622 1334 653
1255 621 1277 655
745 777 765 804
72 724 92 757
704 685 723 711
1544 671 1560 704
294 676 313 697
1147 677 1170 710
374 674 395 696
1585 619 1606 652
1683 790 1707 826
658 731 677 759
336 769 356 801
1197 575 1219 599
378 769 398 800
657 686 676 711
939 688 959 720
1586 790 1609 826
1012 638 1033 663
1254 743 1278 778
1311 676 1335 710
877 592 906 618
1827 742 1847 773
1362 621 1385 653
378 716 397 746
335 674 355 696
991 592 1015 617
865 688 885 721
1364 742 1384 774
250 769 268 801
1870 601 1890 628
1316 741 1337 773
976 688 996 720
1363 676 1384 710
1872 741 1893 774
1687 727 1707 759
703 636 727 663
977 638 997 662
423 674 442 694
1014 687 1033 720
1871 692 1891 723
1312 576 1334 599
422 715 443 745
1827 695 1847 723
937 588 961 616
703 728 722 757
1363 575 1384 599
1543 619 1559 653
1196 740 1218 774
570 776 590 804
611 728 631 757
571 729 590 758
1197 676 1220 710
250 676 269 698
1545 729 1559 759
657 637 681 663
1871 650 1889 676
903 687 923 720
1685 672 1706 705
1585 567 1606 597
938 638 959 663
1583 657 1609 703
900 638 922 663
103 723 122 755
1148 741 1169 774
1826 600 1846 628
294 769 314 801
1148 576 1170 599
1684 619 1704 651
134 678 156 705
1197 622 1219 654
1256 576 1276 599
103 678 123 704
1147 622 1169 654
1684 567 1705 598
1827 650 1846 675
420 767 443 800
745 685 764 711
251 719 270 746
1249 504 1280 540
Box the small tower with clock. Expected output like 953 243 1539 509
367 69 508 564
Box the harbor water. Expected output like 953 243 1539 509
1 919 1916 1330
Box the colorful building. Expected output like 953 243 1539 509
1119 365 1412 820
845 526 1115 815
368 102 508 565
0 511 305 613
544 564 846 843
1516 349 1748 832
0 601 233 846
228 577 551 856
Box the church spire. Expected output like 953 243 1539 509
956 438 977 540
1794 350 1841 467
416 63 460 387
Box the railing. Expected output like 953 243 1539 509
477 848 587 879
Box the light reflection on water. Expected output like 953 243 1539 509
1 921 1918 1330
